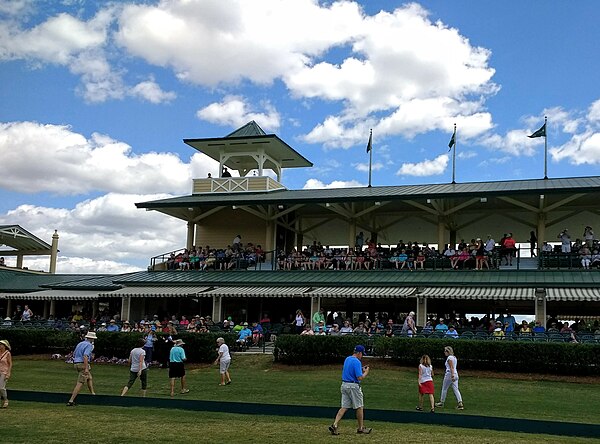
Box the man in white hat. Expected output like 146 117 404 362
67 331 97 406
169 338 189 397
214 337 232 386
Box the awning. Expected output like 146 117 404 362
99 286 211 298
0 290 100 300
418 287 535 300
546 288 600 301
200 286 311 297
308 287 416 298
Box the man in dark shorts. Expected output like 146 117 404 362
169 339 189 397
329 345 372 435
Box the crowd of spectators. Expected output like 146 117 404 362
166 239 265 271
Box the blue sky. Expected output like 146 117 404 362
1 0 599 273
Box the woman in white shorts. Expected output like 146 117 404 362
214 337 232 386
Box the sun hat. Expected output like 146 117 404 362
85 332 97 340
173 339 185 346
4 317 11 321
0 339 11 350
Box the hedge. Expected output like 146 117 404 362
0 329 236 364
274 335 600 375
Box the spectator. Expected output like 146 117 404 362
0 257 5 267
401 311 416 337
503 233 517 266
21 305 33 322
294 309 306 334
121 321 131 333
169 339 189 397
236 323 252 347
435 346 464 410
541 242 553 253
221 167 232 177
520 321 532 333
532 320 545 333
314 321 327 335
422 321 433 334
580 245 592 269
435 319 448 332
329 324 341 336
583 226 595 248
353 322 367 334
143 326 157 365
121 338 148 397
445 325 459 339
97 322 107 332
232 234 242 252
67 332 97 406
301 324 315 335
416 354 435 413
340 320 353 334
560 322 573 334
214 337 232 386
106 319 120 332
558 229 571 253
312 307 325 326
503 311 516 331
529 231 538 257
0 339 12 408
251 322 264 345
492 322 505 340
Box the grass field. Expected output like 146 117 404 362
3 355 600 443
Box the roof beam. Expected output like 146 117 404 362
405 200 439 216
497 196 538 213
270 204 304 220
544 193 585 212
444 197 482 216
354 201 390 218
237 205 269 220
546 210 580 229
319 203 353 219
192 206 225 222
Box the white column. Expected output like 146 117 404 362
6 300 13 318
535 290 546 324
43 300 50 319
50 300 56 318
416 296 427 327
50 230 59 274
186 221 195 250
121 296 131 322
310 296 320 327
212 296 223 322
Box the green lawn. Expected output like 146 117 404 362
4 355 600 443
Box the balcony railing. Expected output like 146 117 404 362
192 177 285 194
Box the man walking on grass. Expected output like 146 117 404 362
329 345 372 435
169 339 189 397
67 331 97 406
214 337 232 386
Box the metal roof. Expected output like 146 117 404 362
99 286 211 298
0 268 110 292
136 175 600 209
110 270 600 289
418 287 535 300
183 121 313 170
545 288 600 301
0 289 100 300
0 225 52 253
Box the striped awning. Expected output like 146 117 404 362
546 288 600 301
200 286 311 297
418 287 535 300
308 287 416 298
99 286 211 298
0 290 100 300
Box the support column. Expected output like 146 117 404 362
50 300 56 318
50 230 59 273
348 220 357 250
265 220 275 253
416 296 427 327
212 296 223 322
121 296 131 322
186 221 195 250
310 296 320 327
6 300 13 318
437 217 446 251
43 300 50 319
537 213 546 255
16 255 23 269
535 290 546 324
295 218 303 251
92 300 99 319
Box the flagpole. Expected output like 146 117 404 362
368 129 373 187
543 116 548 180
452 123 457 184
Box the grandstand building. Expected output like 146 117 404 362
1 122 600 327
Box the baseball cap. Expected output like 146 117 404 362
354 345 366 354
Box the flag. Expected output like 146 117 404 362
448 129 456 150
528 123 546 138
366 131 372 153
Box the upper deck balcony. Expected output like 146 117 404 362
193 176 286 194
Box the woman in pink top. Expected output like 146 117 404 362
0 339 12 408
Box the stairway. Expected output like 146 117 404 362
498 257 539 270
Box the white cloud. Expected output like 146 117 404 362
588 99 600 123
457 150 477 159
479 129 542 156
550 131 600 165
303 178 365 189
353 162 383 172
197 95 280 131
0 193 186 273
397 154 448 176
130 78 177 103
0 121 219 195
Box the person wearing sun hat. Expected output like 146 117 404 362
169 339 189 397
329 344 372 436
67 331 97 406
0 339 12 408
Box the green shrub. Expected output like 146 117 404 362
274 334 599 375
0 329 236 364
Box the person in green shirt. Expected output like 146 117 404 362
312 307 325 326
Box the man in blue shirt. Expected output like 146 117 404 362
67 331 97 406
329 345 372 435
106 319 120 332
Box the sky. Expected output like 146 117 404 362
1 0 600 274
